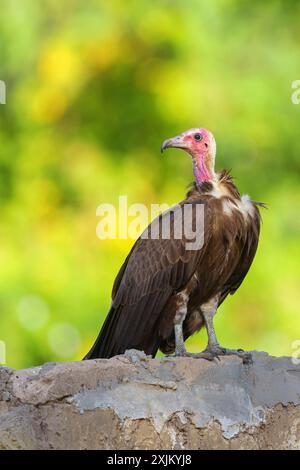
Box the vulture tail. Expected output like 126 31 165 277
83 306 122 359
83 302 162 360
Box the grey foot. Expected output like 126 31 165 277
203 346 252 364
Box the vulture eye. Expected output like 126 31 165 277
194 133 202 141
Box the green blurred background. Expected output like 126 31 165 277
0 0 300 369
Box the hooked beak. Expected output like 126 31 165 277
160 134 187 153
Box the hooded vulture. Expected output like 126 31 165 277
84 128 263 362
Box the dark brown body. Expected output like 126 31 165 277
85 171 262 359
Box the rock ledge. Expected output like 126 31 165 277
0 350 299 449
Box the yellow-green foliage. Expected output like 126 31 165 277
0 0 299 368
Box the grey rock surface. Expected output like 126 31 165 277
0 350 300 449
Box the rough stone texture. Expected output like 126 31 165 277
0 350 300 450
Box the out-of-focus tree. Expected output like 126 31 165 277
0 0 299 368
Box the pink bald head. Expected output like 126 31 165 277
161 128 217 184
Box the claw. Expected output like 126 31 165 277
192 352 214 361
240 351 253 364
226 349 253 364
173 351 215 361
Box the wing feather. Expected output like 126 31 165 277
85 198 212 358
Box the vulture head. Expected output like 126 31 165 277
161 128 216 183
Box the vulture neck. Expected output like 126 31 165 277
192 152 216 184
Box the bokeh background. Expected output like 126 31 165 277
1 0 300 369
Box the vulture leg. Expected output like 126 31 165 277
173 292 188 357
171 294 251 363
173 293 215 361
201 297 252 363
201 297 221 352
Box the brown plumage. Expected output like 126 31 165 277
85 128 263 361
